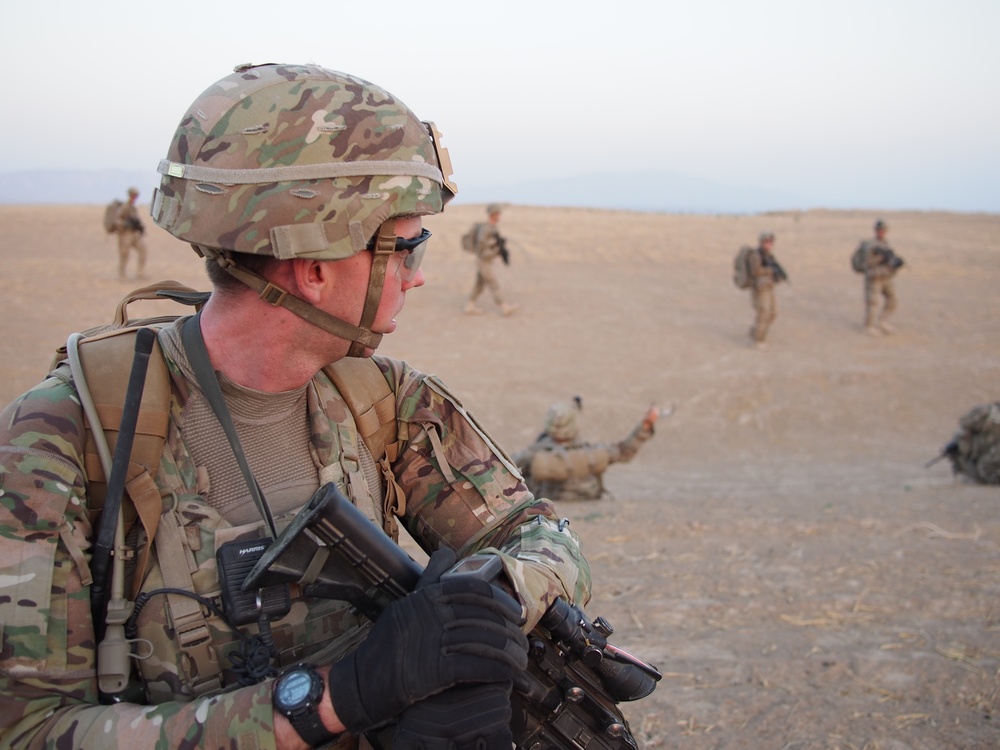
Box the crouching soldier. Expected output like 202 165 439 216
513 396 661 502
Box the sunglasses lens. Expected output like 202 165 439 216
396 234 429 281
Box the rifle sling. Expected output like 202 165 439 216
181 313 278 539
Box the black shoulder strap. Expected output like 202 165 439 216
181 313 278 538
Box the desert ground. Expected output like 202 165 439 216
1 202 998 749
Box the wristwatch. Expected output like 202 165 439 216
272 663 339 747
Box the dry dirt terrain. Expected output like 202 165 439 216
1 203 998 749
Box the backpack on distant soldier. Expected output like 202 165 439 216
461 223 481 253
103 199 123 234
851 242 868 273
733 245 755 289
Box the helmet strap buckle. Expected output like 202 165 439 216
259 282 289 307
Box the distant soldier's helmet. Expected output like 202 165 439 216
486 203 503 216
151 63 457 355
127 187 139 197
545 397 583 442
759 231 775 243
874 219 887 231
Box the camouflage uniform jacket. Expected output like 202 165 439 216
859 238 896 281
746 246 778 291
0 321 591 749
512 418 655 502
472 222 503 262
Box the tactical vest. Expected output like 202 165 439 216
52 282 402 702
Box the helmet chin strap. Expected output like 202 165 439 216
200 245 386 356
348 221 395 358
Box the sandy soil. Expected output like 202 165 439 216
1 203 999 749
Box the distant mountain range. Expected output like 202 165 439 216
455 170 803 214
0 170 162 206
0 167 801 214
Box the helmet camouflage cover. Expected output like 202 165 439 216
152 63 456 259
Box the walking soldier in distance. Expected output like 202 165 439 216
463 203 515 316
735 232 788 350
114 187 148 281
852 218 904 336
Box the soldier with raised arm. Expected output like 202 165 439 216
514 396 661 502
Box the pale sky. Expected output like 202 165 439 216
3 0 998 211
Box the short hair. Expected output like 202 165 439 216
204 252 280 292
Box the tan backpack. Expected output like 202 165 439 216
103 199 123 234
851 242 869 273
461 222 482 253
733 245 755 289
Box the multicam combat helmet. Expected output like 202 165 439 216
152 63 457 355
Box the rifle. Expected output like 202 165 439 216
872 246 904 271
764 256 789 284
924 438 959 469
242 484 661 750
497 234 511 265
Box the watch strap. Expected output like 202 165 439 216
275 665 340 748
290 710 340 748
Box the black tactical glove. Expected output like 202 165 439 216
394 682 514 750
327 549 527 733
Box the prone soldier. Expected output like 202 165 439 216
927 401 1000 485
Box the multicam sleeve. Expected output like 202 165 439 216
0 379 278 750
377 358 592 629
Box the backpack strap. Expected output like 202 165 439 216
322 357 404 538
66 329 171 599
55 281 205 598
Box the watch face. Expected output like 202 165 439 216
278 670 313 707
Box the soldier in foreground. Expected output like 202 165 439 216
853 219 904 336
463 203 515 316
513 396 662 502
0 64 590 750
114 186 148 280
